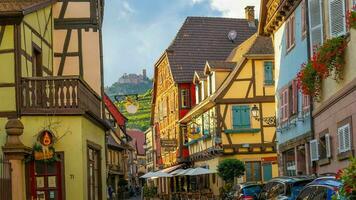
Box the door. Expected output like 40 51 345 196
262 163 272 182
28 159 64 200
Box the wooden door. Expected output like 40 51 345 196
28 160 63 200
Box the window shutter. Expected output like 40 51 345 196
329 0 346 37
264 62 274 85
325 134 331 158
232 106 250 129
337 126 345 152
344 124 351 151
292 80 298 115
310 139 319 161
309 0 324 53
232 106 239 129
241 106 251 128
284 89 289 121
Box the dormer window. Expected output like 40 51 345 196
208 73 213 95
195 83 202 103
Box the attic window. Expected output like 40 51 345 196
248 21 256 28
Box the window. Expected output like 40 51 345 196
310 139 319 161
286 14 295 51
328 0 346 38
302 94 310 112
209 73 213 95
196 83 202 103
309 0 324 53
301 0 307 37
280 89 289 122
181 89 190 108
284 149 296 176
245 161 262 182
264 61 274 85
232 105 251 129
88 145 101 200
33 47 42 77
319 133 331 160
337 123 352 153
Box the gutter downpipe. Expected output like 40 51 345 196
305 0 316 175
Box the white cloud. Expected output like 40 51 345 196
190 0 260 18
117 1 136 20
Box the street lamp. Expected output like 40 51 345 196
250 105 276 126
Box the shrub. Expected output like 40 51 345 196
217 158 245 183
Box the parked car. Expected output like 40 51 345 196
234 182 263 200
258 177 314 200
295 176 343 200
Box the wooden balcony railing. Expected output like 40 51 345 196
21 76 101 118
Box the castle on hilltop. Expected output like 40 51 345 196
118 69 149 84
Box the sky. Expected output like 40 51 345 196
102 0 260 86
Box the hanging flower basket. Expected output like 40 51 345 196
297 36 348 101
347 6 356 29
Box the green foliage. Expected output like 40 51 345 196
335 158 356 199
116 89 152 131
143 184 158 198
217 158 245 183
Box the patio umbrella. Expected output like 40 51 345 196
170 168 185 176
140 171 156 178
175 168 194 176
151 171 173 178
185 167 216 176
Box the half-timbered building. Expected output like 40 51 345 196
0 0 107 199
151 12 257 194
180 34 278 195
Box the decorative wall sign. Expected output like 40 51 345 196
33 130 57 162
160 139 177 147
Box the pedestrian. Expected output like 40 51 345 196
108 185 114 200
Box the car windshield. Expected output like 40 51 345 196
288 180 313 198
243 185 262 197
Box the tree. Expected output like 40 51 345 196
217 158 245 183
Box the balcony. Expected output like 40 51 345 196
20 76 101 118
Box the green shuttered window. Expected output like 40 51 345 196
264 62 274 85
232 105 251 129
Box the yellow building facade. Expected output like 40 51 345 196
181 34 278 195
0 1 107 200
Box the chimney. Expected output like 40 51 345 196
142 69 147 79
245 6 255 22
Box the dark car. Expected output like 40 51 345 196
296 176 344 200
235 183 263 200
258 176 314 200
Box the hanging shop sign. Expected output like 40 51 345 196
160 139 177 147
34 130 56 161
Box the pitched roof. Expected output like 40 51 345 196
103 94 128 127
206 60 236 71
127 129 145 155
245 35 274 56
0 0 55 17
166 16 257 83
